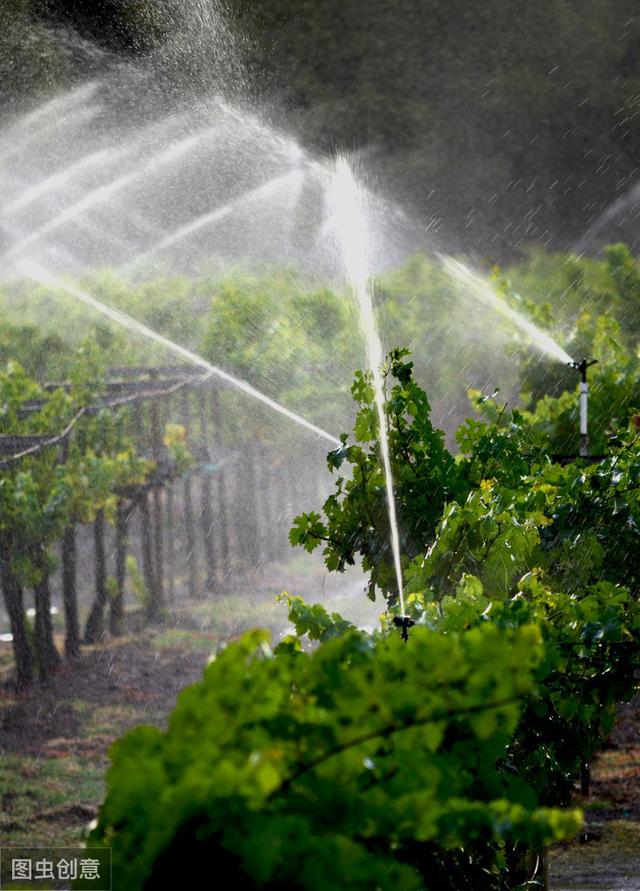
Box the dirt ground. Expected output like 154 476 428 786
549 698 640 891
0 626 212 847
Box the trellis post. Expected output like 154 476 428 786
150 396 165 606
59 437 80 658
198 387 216 591
84 508 108 643
109 499 128 635
181 386 198 598
211 388 229 580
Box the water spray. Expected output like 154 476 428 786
4 133 209 262
328 157 409 639
568 358 598 457
125 168 303 270
440 256 574 366
15 259 341 448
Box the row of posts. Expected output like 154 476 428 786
55 378 328 652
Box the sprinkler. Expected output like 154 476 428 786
393 615 415 643
568 358 598 457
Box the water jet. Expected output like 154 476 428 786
328 156 406 622
440 255 574 366
15 259 341 448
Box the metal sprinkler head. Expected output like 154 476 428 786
393 615 415 643
568 357 598 382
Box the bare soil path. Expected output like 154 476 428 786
550 699 640 891
0 625 212 847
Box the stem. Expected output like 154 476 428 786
270 694 521 801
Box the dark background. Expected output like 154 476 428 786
3 0 640 258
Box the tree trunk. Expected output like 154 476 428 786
542 848 549 891
274 458 291 560
198 390 216 591
183 472 197 598
1 561 33 690
259 448 273 561
109 501 128 636
241 443 259 561
166 487 175 602
181 387 198 598
152 487 165 604
140 491 160 620
34 573 61 676
211 389 229 579
150 400 165 606
581 762 591 796
85 509 108 643
161 395 175 603
61 525 81 658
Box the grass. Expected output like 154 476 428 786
81 703 143 739
181 593 289 636
151 627 218 653
0 754 104 847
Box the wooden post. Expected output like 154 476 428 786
1 560 33 689
61 525 81 658
132 397 155 610
241 442 259 561
34 571 61 676
211 389 229 579
150 399 165 607
263 446 281 562
85 509 108 643
59 437 80 658
198 387 216 591
270 457 285 560
131 400 146 456
166 487 175 602
139 488 158 619
250 442 262 558
181 387 198 599
161 393 176 603
109 500 128 636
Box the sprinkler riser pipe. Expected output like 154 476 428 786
580 381 588 457
569 358 597 458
